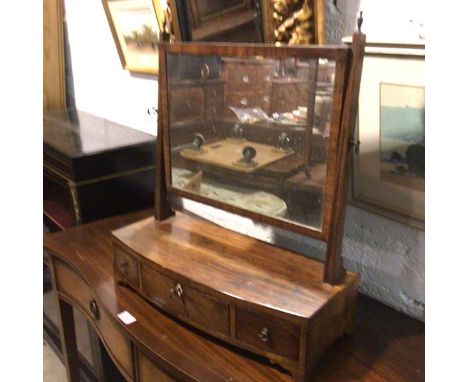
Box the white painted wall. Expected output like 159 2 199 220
64 0 158 135
63 0 424 321
324 1 425 321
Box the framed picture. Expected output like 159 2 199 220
351 43 425 230
102 0 165 75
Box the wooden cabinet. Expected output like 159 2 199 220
54 258 135 380
222 57 275 115
111 214 359 380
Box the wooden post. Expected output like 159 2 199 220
324 15 366 284
154 43 175 221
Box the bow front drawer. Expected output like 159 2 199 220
141 263 229 337
235 307 301 360
114 245 140 289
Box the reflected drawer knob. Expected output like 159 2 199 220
89 300 99 320
201 63 210 79
170 283 184 298
259 327 270 342
242 75 249 83
185 100 192 108
240 98 248 106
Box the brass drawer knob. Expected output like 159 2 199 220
119 260 129 275
258 327 270 342
89 300 100 320
170 283 184 299
240 98 248 106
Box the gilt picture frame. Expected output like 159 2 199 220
102 0 165 75
351 42 425 230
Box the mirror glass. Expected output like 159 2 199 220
166 53 336 231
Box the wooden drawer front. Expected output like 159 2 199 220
224 63 274 88
114 245 140 289
205 85 224 101
137 350 176 382
205 101 223 120
95 302 134 380
235 308 301 360
271 82 309 113
184 286 229 336
55 259 134 379
225 90 266 110
141 264 229 336
170 87 204 123
141 265 186 317
55 259 93 318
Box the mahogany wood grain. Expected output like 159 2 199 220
112 214 353 319
111 212 358 379
137 349 176 382
155 44 176 221
324 31 366 284
44 210 424 382
114 245 140 289
235 307 301 359
54 258 135 381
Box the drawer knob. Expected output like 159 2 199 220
201 63 210 79
242 75 249 83
119 260 129 275
89 300 100 320
240 98 248 106
185 100 192 108
170 283 184 299
259 327 270 342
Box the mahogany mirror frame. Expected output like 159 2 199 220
155 34 365 284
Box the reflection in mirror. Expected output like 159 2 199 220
167 53 335 232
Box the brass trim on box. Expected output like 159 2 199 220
68 180 82 225
43 162 156 187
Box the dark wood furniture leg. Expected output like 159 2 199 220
57 299 80 382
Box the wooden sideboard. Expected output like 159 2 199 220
43 109 156 381
44 209 424 381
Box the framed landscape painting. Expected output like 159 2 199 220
351 43 425 230
103 0 165 75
